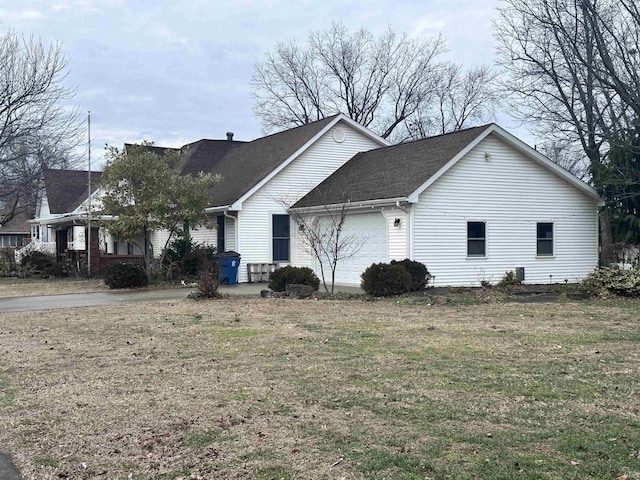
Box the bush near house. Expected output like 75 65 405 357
162 235 216 278
268 266 320 292
390 258 431 291
496 270 522 290
581 266 640 297
105 263 148 289
361 262 412 297
19 251 69 277
0 251 13 276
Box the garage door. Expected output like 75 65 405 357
315 212 387 285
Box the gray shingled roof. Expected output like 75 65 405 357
294 124 491 208
0 209 31 234
178 139 246 176
39 117 338 216
43 169 103 214
206 115 339 207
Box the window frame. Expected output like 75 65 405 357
467 221 486 258
272 214 290 262
536 222 554 257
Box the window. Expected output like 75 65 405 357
216 215 225 252
467 221 486 257
537 223 553 256
272 214 290 262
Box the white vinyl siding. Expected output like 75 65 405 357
236 122 382 282
382 210 407 261
189 224 216 248
149 230 172 256
224 216 236 252
412 134 599 286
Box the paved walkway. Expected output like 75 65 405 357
0 453 21 480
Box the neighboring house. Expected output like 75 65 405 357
293 124 603 286
28 169 119 272
29 114 387 279
28 118 602 285
0 210 31 253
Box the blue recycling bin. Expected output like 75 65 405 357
213 251 241 285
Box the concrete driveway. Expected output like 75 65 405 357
0 283 365 314
0 454 21 480
0 283 269 314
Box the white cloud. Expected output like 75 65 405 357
52 2 71 12
0 8 45 21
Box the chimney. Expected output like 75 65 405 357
226 132 234 141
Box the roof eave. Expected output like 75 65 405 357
487 124 603 203
204 205 232 214
291 197 410 214
230 114 389 210
407 125 494 202
406 124 603 204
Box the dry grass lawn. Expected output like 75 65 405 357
0 297 639 479
0 278 108 298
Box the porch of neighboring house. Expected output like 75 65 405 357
36 223 144 276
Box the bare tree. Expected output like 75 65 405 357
290 203 367 293
0 30 81 224
253 23 500 141
538 140 591 181
279 182 367 293
407 64 500 139
494 0 640 260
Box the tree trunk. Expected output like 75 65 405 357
599 210 614 265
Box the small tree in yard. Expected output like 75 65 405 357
288 199 367 294
99 142 219 280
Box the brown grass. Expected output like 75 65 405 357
0 278 108 298
0 298 639 479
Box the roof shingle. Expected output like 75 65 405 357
43 169 102 214
205 115 339 207
294 124 491 207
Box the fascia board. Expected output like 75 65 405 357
407 126 493 203
230 114 389 210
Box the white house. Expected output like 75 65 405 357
293 124 603 286
28 114 388 277
28 119 602 286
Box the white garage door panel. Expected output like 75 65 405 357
316 212 387 285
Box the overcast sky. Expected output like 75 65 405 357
1 0 526 168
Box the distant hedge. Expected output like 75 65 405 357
268 266 320 292
361 263 411 297
105 263 148 289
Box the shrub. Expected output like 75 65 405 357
164 234 198 263
0 251 13 275
197 272 219 298
161 236 215 278
105 263 148 289
580 266 640 297
184 247 216 276
20 251 55 272
390 258 431 291
496 270 521 290
43 262 70 278
268 266 320 292
361 262 411 297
